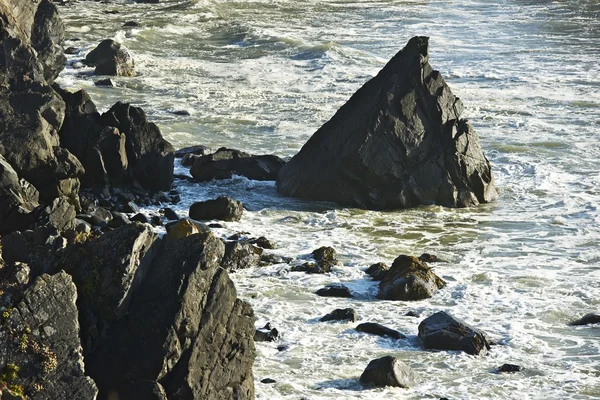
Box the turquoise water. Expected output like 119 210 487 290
57 1 600 398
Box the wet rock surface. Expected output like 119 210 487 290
359 356 416 388
277 36 497 209
320 308 357 323
190 147 285 182
189 195 244 221
377 255 445 301
355 323 406 340
418 311 491 355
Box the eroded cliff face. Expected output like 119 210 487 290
277 36 497 210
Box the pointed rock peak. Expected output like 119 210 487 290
277 36 497 209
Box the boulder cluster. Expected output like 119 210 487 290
0 2 255 399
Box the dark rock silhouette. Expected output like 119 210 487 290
84 39 134 77
320 308 357 322
418 311 490 355
359 356 416 388
189 195 244 221
377 255 445 301
277 36 497 209
355 323 406 340
316 284 353 298
569 313 600 326
190 148 285 182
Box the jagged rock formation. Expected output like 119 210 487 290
86 231 256 400
0 272 98 399
84 39 134 77
277 36 497 209
56 88 175 191
0 155 39 235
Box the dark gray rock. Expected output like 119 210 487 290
377 255 445 301
130 213 149 223
359 356 416 388
174 145 211 158
190 147 285 182
101 102 174 191
320 308 357 322
366 262 389 281
292 246 341 274
0 83 84 202
569 313 600 326
123 21 141 28
108 211 131 228
189 195 244 221
496 364 523 373
355 323 406 340
277 36 497 209
255 323 279 342
162 207 179 221
221 241 263 272
85 39 134 77
316 284 353 298
419 253 442 263
31 0 67 83
259 253 293 267
0 0 65 84
260 378 276 384
88 231 256 400
95 78 115 87
112 381 167 400
249 236 276 249
60 223 160 321
42 196 77 232
0 155 40 235
418 311 491 355
0 272 98 398
65 46 79 54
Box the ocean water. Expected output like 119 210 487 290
56 0 600 399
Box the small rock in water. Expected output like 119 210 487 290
65 46 79 54
496 364 523 373
315 284 353 298
250 236 276 249
355 322 406 340
418 311 490 355
277 344 289 352
419 253 442 263
255 323 279 342
189 196 244 222
95 78 115 87
208 223 224 228
123 21 140 27
405 310 420 318
171 110 190 116
569 313 600 326
359 355 416 388
377 255 445 301
261 378 276 384
366 262 389 280
320 308 357 322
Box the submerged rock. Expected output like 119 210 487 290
359 356 416 388
355 323 406 340
316 284 353 298
377 255 445 301
496 364 523 373
190 147 285 182
293 246 342 274
418 311 491 355
320 308 357 322
569 313 600 326
277 36 496 209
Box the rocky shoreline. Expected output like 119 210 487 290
1 1 598 399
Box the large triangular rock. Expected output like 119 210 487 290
277 36 497 209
